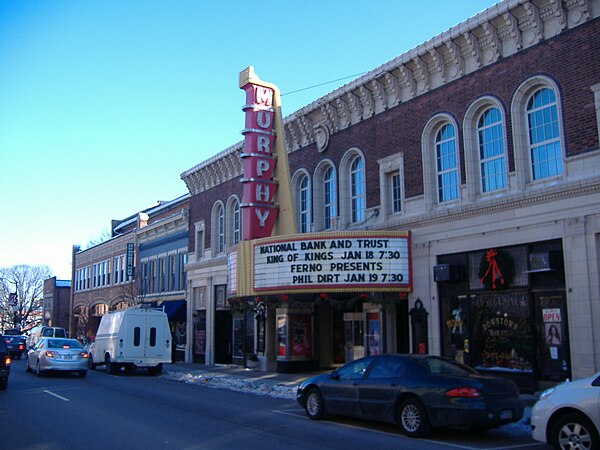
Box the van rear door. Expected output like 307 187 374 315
143 314 166 358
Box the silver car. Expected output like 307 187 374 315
531 372 600 449
26 338 88 378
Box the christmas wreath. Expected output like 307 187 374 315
478 248 514 290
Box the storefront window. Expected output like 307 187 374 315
470 292 534 372
232 318 244 358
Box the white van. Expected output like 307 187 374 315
89 306 171 375
26 326 67 349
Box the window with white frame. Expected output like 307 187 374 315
511 76 564 190
435 123 459 202
378 152 404 217
299 174 311 233
169 254 176 291
159 257 165 292
233 200 241 245
478 107 507 192
212 203 225 255
149 260 156 293
526 87 563 180
350 156 365 223
391 172 402 213
323 165 336 229
179 252 187 290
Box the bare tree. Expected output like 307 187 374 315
84 227 112 250
0 264 52 333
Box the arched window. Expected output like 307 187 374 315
323 166 336 229
226 196 241 248
478 107 506 192
511 76 564 190
526 87 563 180
435 123 459 202
350 156 365 223
298 174 311 233
212 202 225 255
232 200 240 245
312 160 337 231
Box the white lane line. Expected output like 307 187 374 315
43 390 70 402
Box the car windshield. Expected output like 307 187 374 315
47 339 83 349
417 357 477 376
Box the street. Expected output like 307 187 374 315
0 358 550 450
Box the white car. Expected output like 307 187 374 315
531 372 600 449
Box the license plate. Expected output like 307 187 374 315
500 409 513 419
62 354 72 360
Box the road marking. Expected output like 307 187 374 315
274 410 545 450
43 390 70 402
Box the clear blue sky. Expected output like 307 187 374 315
0 0 499 279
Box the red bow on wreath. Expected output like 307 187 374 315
480 249 504 289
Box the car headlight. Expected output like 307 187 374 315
539 387 555 400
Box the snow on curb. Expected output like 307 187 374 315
163 370 297 400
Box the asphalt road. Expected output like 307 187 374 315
0 358 551 450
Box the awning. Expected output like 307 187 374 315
160 300 186 321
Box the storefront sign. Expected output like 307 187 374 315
253 232 411 292
542 308 562 322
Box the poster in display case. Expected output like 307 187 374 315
277 313 312 360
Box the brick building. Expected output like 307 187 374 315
42 277 71 331
181 0 600 391
71 195 189 346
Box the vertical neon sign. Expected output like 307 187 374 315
239 68 280 239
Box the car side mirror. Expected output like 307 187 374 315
329 370 340 380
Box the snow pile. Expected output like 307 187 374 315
163 370 297 400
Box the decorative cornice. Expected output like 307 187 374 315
389 177 600 229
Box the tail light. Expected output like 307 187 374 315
81 352 89 359
5 356 11 366
19 344 24 350
45 351 57 358
445 387 482 398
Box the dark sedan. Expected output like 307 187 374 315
4 336 26 360
297 354 523 437
0 335 10 390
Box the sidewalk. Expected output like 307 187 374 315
163 362 539 406
163 362 323 400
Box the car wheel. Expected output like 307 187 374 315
106 355 119 375
305 387 324 420
88 356 97 370
25 357 32 373
36 361 44 377
0 377 7 391
148 363 163 376
551 412 599 450
397 397 431 437
78 370 87 378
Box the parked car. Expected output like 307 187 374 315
4 335 26 360
25 338 88 378
531 372 600 450
0 335 10 390
297 354 524 437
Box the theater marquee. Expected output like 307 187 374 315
228 231 411 297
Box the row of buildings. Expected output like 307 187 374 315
42 0 600 392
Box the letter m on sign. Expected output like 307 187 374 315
254 86 273 107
